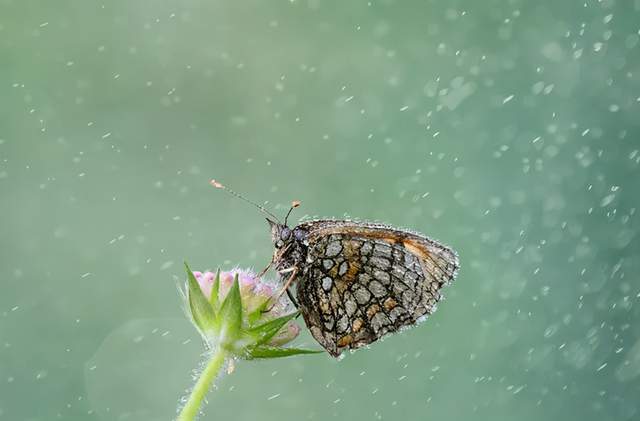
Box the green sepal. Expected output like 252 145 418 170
245 346 323 359
184 262 216 333
217 274 243 344
209 268 220 311
246 311 299 346
247 297 272 326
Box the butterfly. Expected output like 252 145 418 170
211 180 459 357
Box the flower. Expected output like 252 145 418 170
183 263 317 359
177 263 321 421
193 269 286 318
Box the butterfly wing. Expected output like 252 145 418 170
295 220 459 357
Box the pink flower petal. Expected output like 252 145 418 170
268 321 300 346
194 271 214 299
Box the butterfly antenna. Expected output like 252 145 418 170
210 179 281 223
284 200 301 226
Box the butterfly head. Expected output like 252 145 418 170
267 218 293 250
267 199 301 249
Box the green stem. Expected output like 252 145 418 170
177 348 228 421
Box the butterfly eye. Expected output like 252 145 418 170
294 228 305 241
281 227 291 240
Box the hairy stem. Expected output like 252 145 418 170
177 348 227 421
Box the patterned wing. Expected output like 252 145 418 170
295 220 459 357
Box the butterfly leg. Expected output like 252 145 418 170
255 243 291 279
255 260 273 279
277 266 298 296
263 266 299 312
285 287 299 309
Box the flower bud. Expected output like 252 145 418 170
183 264 316 359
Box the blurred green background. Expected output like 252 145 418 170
1 0 639 420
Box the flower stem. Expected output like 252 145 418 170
177 348 228 421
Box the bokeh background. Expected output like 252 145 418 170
1 0 639 420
